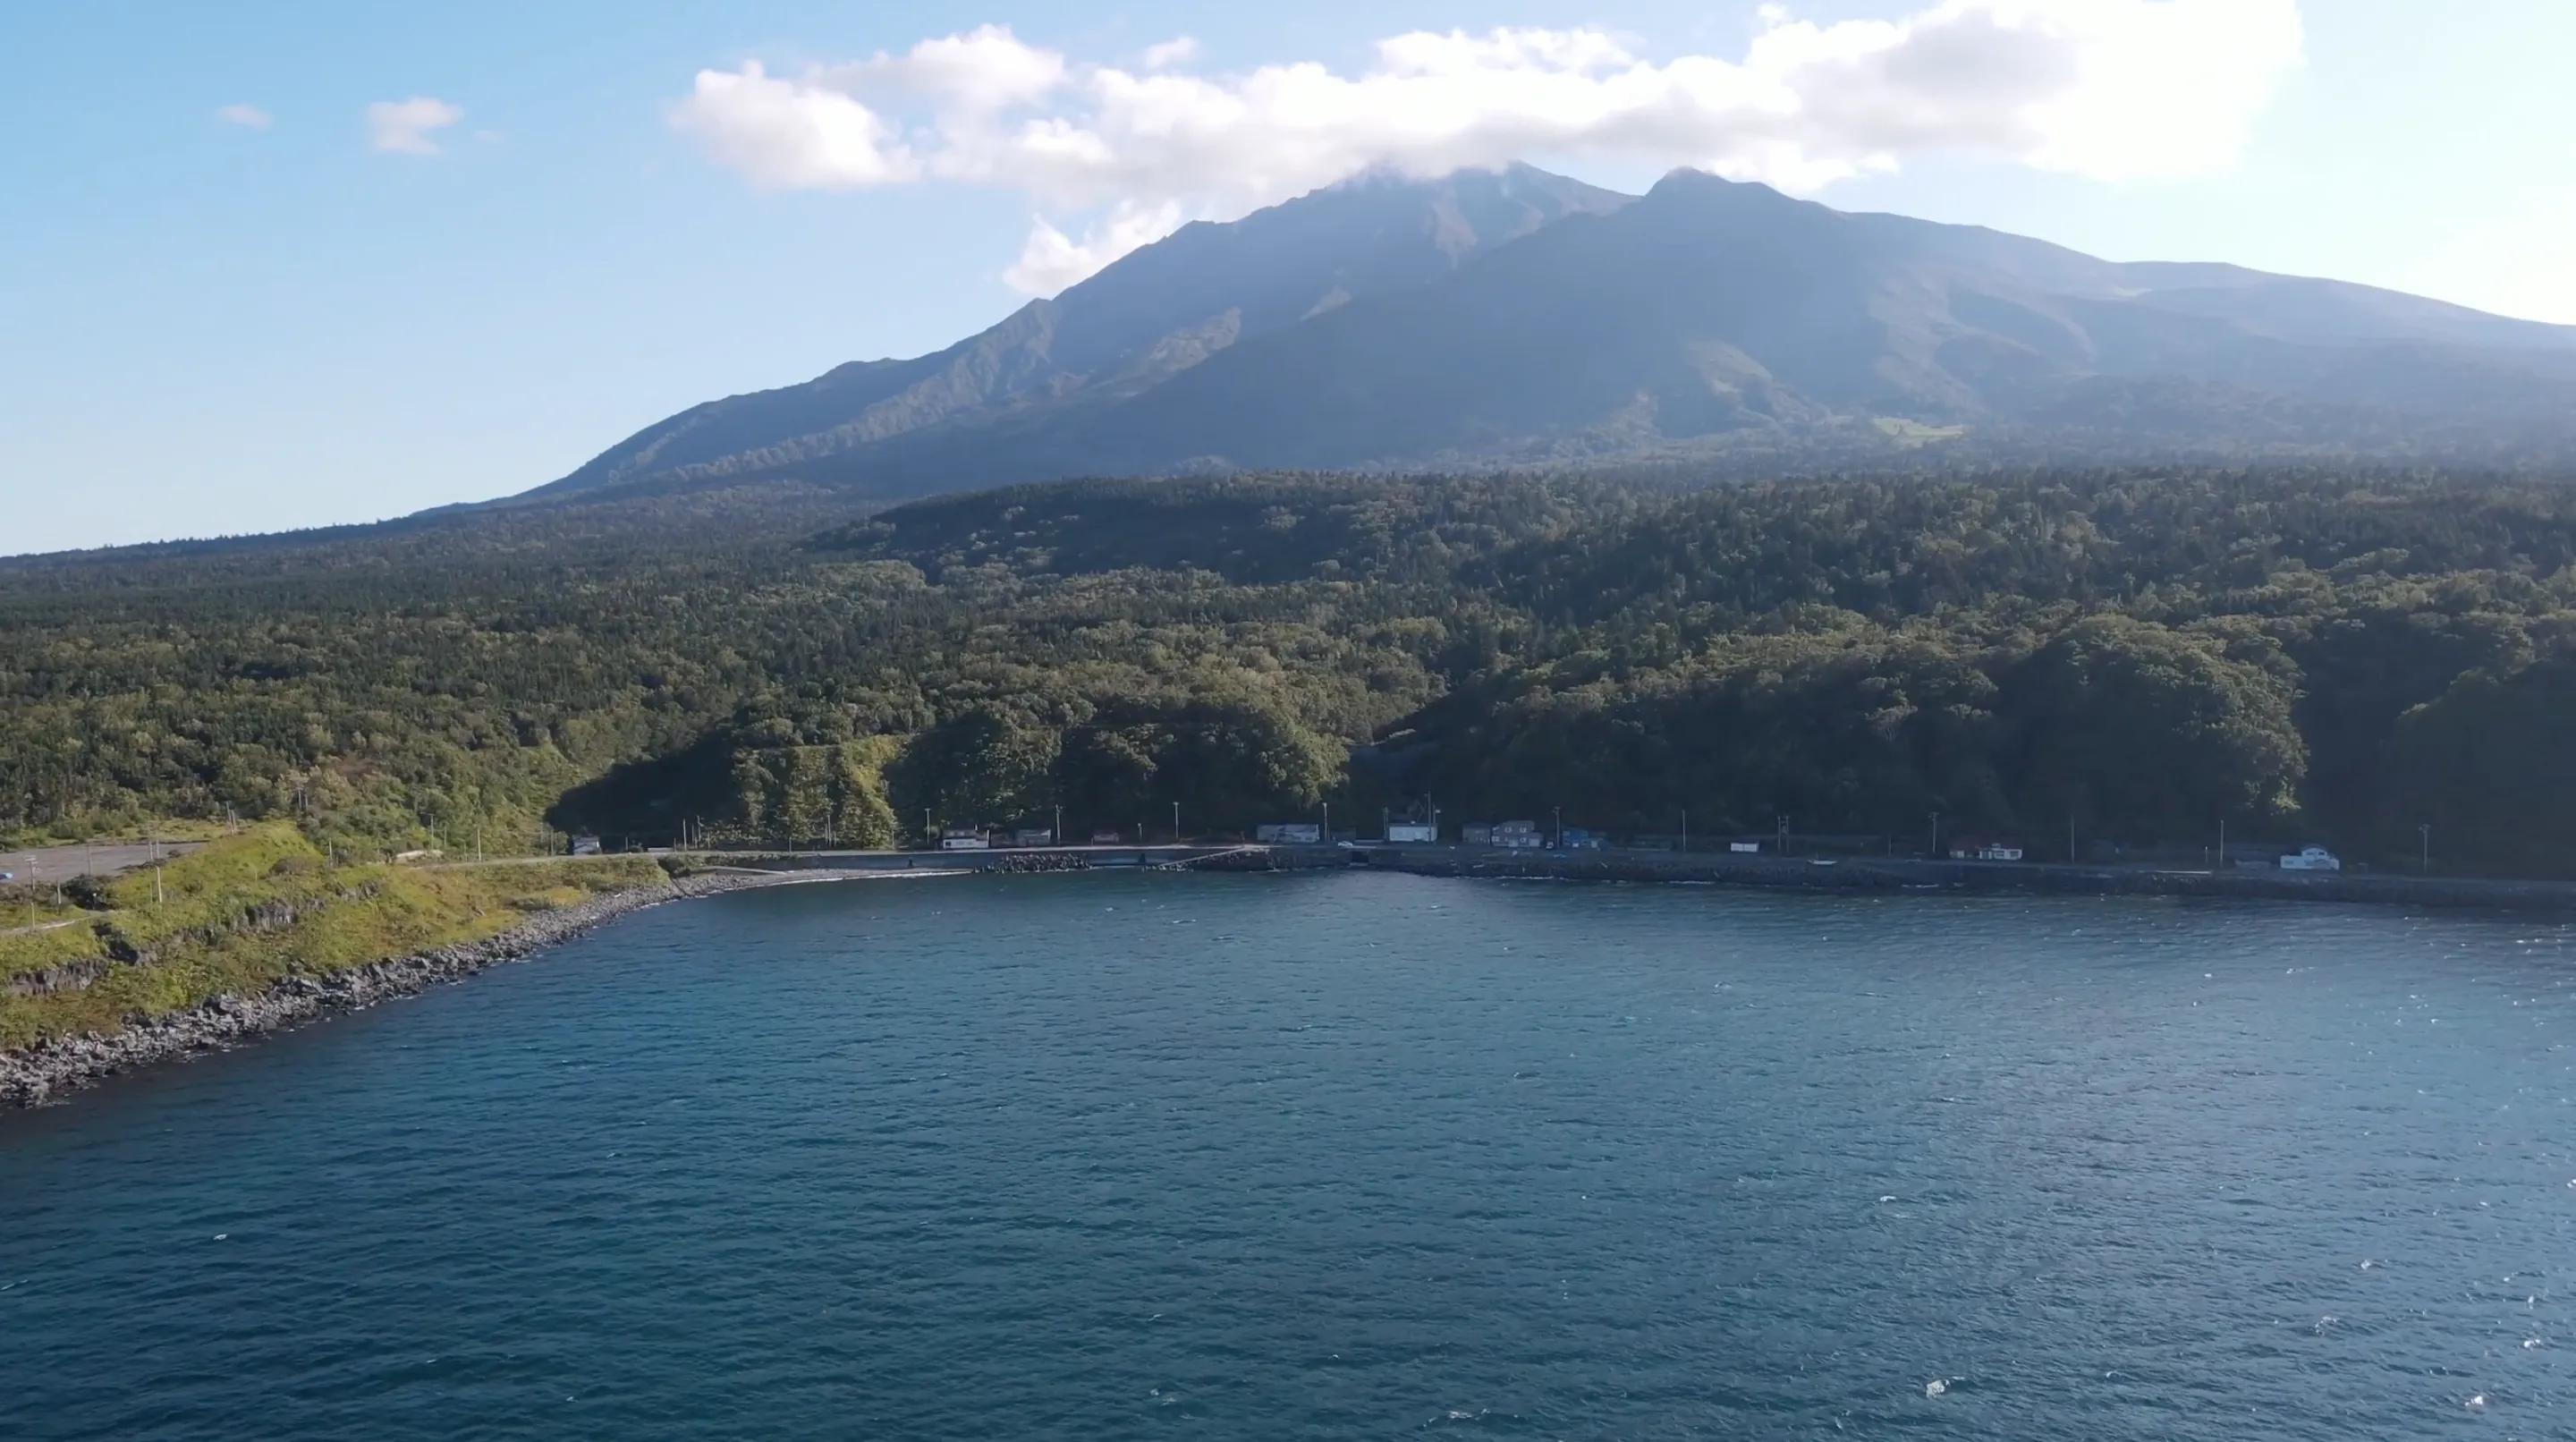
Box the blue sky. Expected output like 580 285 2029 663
4 0 2572 556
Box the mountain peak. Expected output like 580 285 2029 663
1640 168 1823 216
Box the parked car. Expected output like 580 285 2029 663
0 870 15 882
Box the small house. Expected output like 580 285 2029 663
1950 839 2025 862
1257 823 1323 844
940 828 990 851
1010 828 1055 847
1089 829 1126 844
1385 822 1437 844
569 835 603 857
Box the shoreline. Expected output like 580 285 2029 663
15 847 2571 1109
656 843 2576 913
1320 846 2576 913
0 869 845 1110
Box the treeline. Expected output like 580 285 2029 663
4 467 2574 873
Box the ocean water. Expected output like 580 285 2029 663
6 871 2576 1440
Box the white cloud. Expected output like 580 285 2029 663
215 103 271 130
672 2 2305 294
368 97 464 156
1141 38 1199 72
670 62 915 187
1005 199 1188 295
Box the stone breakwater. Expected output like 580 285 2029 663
1 869 835 1108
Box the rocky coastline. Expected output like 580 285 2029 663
1 869 837 1109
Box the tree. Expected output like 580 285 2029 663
1996 616 2307 844
2385 650 2576 874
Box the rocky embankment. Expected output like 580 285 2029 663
1 869 831 1108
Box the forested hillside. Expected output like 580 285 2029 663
6 467 2575 874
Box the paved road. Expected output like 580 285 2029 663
1 842 204 886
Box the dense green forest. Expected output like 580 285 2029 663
5 467 2574 874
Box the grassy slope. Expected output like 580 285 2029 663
0 824 667 1051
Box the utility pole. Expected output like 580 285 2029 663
1322 801 1330 844
1173 801 1181 844
1554 805 1563 850
1054 803 1063 845
2420 823 2433 875
2069 814 2077 866
2218 817 2226 873
1929 811 1941 860
923 809 933 850
1681 808 1688 855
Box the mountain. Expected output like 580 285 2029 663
525 165 2576 507
524 164 1629 503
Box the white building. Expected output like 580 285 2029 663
940 828 990 851
1257 823 1323 844
1385 823 1437 844
2279 845 2342 871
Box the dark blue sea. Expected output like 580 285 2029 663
7 871 2576 1439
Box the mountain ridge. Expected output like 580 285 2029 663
521 164 2576 508
526 164 1630 502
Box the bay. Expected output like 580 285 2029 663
5 871 2575 1439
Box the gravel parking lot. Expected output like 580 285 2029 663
1 842 205 886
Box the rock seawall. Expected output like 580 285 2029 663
1 869 830 1108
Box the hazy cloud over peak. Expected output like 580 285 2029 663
215 103 271 130
673 1 2305 295
368 97 464 156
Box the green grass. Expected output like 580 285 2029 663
0 890 89 933
2 824 668 1051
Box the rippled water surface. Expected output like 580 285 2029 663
9 872 2576 1439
